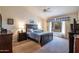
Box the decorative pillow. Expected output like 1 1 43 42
27 29 34 32
33 30 43 33
30 29 34 32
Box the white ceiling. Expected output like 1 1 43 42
27 6 79 17
0 6 79 19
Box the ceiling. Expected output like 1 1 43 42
27 6 79 17
0 6 79 19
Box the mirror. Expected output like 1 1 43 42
0 14 2 31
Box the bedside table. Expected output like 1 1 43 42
18 32 27 42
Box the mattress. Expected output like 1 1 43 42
27 32 41 43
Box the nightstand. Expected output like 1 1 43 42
18 32 27 42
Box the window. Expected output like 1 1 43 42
52 22 62 32
48 16 69 33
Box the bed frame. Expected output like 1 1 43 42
40 33 53 46
26 24 53 46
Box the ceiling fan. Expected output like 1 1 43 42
43 8 51 12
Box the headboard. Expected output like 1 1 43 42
26 24 38 32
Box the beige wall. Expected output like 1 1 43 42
0 7 44 42
43 19 48 32
77 11 79 23
0 8 1 13
39 17 48 32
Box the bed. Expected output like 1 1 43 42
26 24 53 46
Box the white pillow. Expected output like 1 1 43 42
29 29 34 32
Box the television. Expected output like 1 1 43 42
71 24 79 33
71 18 79 33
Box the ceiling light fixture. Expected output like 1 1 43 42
43 8 51 12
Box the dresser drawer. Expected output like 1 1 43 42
75 38 79 53
0 33 13 53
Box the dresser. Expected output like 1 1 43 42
75 35 79 53
69 32 79 53
0 32 13 53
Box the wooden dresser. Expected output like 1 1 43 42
0 32 13 53
75 35 79 53
69 32 79 53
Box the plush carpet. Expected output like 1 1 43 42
35 36 69 53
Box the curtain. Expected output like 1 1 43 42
48 16 70 22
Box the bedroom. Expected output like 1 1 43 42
0 6 79 53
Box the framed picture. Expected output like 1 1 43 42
30 20 34 23
7 18 14 25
